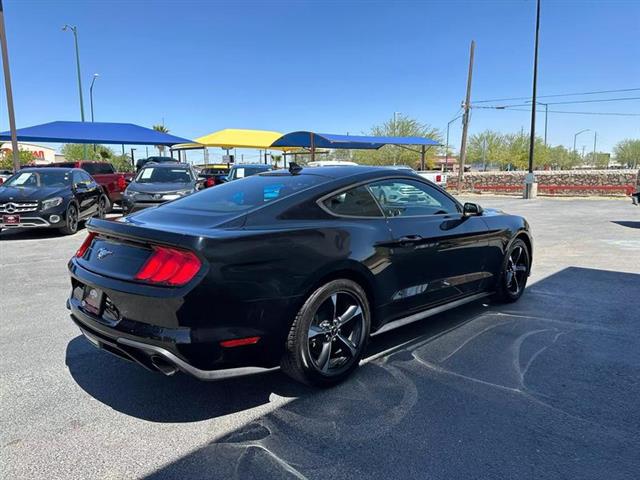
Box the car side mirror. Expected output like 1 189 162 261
463 202 483 216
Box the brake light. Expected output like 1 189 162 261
220 336 261 348
75 232 97 258
135 246 201 286
435 174 442 183
205 178 215 188
117 176 127 191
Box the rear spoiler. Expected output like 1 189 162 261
86 218 194 249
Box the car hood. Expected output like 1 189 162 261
127 182 194 194
0 186 68 202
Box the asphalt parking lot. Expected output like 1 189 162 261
1 196 639 480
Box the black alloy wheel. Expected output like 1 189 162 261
97 195 108 219
281 279 371 387
495 238 530 303
60 203 79 235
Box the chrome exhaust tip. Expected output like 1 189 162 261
150 355 179 376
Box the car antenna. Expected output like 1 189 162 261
288 162 303 175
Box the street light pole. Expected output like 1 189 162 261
445 114 463 173
62 25 85 122
573 129 590 154
90 73 99 122
524 0 541 199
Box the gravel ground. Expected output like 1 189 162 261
1 196 639 480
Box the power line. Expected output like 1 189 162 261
473 87 640 104
474 105 640 116
490 97 640 108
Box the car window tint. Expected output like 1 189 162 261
79 171 93 183
82 163 98 175
72 171 84 186
168 174 326 214
323 185 382 217
368 179 459 217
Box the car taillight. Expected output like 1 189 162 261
205 178 215 188
220 336 261 348
435 174 442 183
134 246 201 286
117 176 126 191
75 232 97 258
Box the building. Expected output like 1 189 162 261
0 142 65 165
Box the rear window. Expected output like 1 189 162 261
82 163 114 175
166 174 326 214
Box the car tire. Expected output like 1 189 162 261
97 195 108 219
281 279 371 387
101 193 112 214
59 203 79 235
493 238 530 303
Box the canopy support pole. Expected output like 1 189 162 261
420 145 426 171
310 132 315 162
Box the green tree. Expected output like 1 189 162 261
111 154 134 172
0 148 37 170
546 145 581 170
352 114 442 169
467 130 507 170
152 124 170 156
613 139 640 168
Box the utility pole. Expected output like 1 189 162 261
592 131 597 166
0 0 20 172
524 0 541 199
458 40 475 193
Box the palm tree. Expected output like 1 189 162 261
152 124 170 156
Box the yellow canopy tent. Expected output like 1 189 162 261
172 129 296 151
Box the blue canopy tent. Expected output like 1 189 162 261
270 131 441 169
0 121 192 145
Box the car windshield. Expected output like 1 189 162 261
166 173 326 214
3 170 71 188
229 166 268 180
135 167 192 184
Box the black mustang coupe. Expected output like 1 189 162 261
67 165 532 386
0 167 107 235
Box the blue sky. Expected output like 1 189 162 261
1 0 639 162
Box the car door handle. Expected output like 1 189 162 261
398 235 423 245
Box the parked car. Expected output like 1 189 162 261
198 166 229 188
47 161 134 211
135 156 176 172
226 163 271 181
0 168 107 234
0 169 13 184
380 165 447 188
122 162 200 214
67 165 532 386
632 169 639 205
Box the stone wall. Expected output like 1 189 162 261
447 169 638 197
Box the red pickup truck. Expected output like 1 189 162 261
48 161 134 211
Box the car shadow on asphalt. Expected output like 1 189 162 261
611 220 640 229
123 266 639 480
64 300 486 424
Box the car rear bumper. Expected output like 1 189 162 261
67 259 288 379
70 310 277 380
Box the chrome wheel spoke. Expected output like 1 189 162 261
316 341 332 372
337 304 362 327
329 293 338 320
506 270 514 287
336 333 357 357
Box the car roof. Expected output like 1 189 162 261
231 163 270 168
263 165 405 180
141 162 189 168
20 167 76 172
